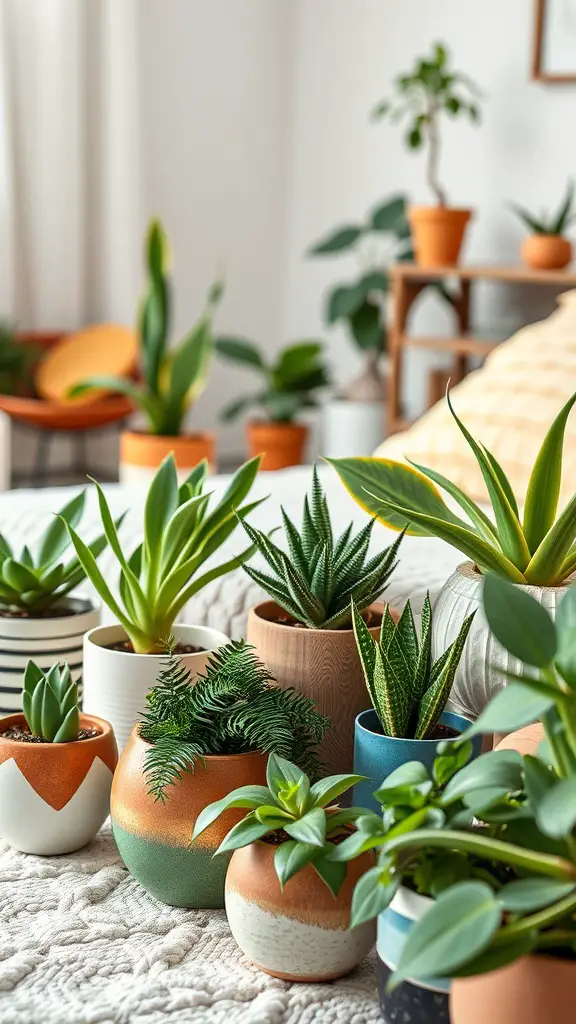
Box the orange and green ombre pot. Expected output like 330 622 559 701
110 726 267 908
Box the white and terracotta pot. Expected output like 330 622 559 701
119 429 216 486
322 399 385 459
0 597 99 718
0 712 117 855
432 562 568 720
82 623 229 751
225 840 375 981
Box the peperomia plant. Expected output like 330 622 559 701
330 388 576 585
192 753 367 895
22 660 79 743
62 454 264 654
352 595 474 739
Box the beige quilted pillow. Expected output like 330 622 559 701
376 289 576 508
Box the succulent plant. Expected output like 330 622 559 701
22 660 80 742
352 595 475 739
240 467 402 630
510 180 576 237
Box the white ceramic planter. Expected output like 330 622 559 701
433 562 568 720
322 399 385 458
0 597 99 717
82 623 230 751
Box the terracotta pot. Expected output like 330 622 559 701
0 712 117 855
521 234 572 271
247 600 385 773
451 954 576 1024
225 840 375 980
0 393 133 430
408 206 472 267
247 421 307 470
111 725 267 908
494 723 543 756
119 429 216 484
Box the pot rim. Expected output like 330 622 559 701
0 593 98 621
84 622 229 656
355 707 471 744
249 599 384 636
0 711 113 748
121 428 215 443
129 723 267 762
247 419 307 431
455 560 573 589
408 205 473 217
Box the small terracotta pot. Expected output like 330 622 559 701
408 206 472 267
120 429 216 484
450 954 576 1024
247 600 386 773
0 712 117 855
111 725 267 908
494 723 543 755
247 421 307 470
225 840 375 981
521 234 572 271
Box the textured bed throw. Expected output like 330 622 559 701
0 826 380 1024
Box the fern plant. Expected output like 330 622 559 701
352 595 474 739
22 660 79 743
139 640 330 801
240 467 402 629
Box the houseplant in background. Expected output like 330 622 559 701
214 336 330 469
192 752 375 979
329 387 576 715
510 179 575 270
372 42 482 266
111 642 329 909
0 659 117 855
72 220 223 483
244 467 402 771
352 594 479 810
63 453 264 749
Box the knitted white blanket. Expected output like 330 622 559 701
0 827 380 1024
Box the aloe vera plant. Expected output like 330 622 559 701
329 389 576 585
352 595 474 739
22 660 79 742
510 180 576 237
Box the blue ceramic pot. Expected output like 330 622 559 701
353 708 481 812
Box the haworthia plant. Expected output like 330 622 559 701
329 388 576 585
352 595 475 739
22 660 80 743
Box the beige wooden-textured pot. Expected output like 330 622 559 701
450 954 576 1024
247 600 384 773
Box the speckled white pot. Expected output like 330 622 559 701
432 562 568 720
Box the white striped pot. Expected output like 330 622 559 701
0 597 99 718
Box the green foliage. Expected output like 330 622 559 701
192 752 365 895
62 453 263 654
352 594 474 739
0 322 38 396
510 180 576 237
0 490 116 614
329 387 576 585
22 660 79 743
239 466 401 629
371 42 482 205
71 220 223 436
140 644 330 802
214 337 330 423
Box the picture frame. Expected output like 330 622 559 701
533 0 576 81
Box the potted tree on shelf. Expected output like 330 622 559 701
192 752 375 980
372 42 482 267
72 220 223 483
0 660 117 855
214 337 330 470
243 467 402 771
510 179 575 270
111 642 329 909
62 453 264 749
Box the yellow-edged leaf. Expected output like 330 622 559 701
523 391 576 554
524 493 576 585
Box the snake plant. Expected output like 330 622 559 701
329 389 576 585
23 660 79 742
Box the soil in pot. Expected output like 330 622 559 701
365 718 459 741
1 724 101 743
104 640 206 655
269 607 382 631
0 606 77 620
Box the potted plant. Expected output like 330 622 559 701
243 468 402 772
329 387 576 713
372 42 482 267
510 180 575 270
62 453 263 749
111 642 329 909
192 752 375 979
352 594 479 810
0 660 117 855
0 489 113 716
72 220 223 483
214 336 330 469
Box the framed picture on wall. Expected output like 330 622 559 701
533 0 576 80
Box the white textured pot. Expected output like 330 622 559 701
322 399 385 458
82 623 229 751
0 597 99 717
432 562 568 720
